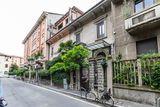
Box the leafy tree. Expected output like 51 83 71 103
38 69 50 79
49 41 89 86
58 40 75 55
62 45 89 71
45 56 62 70
9 64 19 75
16 68 27 77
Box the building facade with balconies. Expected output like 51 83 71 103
47 6 84 59
23 12 63 64
112 0 160 60
47 0 114 91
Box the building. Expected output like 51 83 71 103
22 12 63 64
23 0 160 105
47 6 84 59
47 0 113 90
112 0 160 60
0 52 24 76
46 0 160 104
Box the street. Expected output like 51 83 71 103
1 78 102 107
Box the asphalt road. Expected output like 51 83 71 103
1 78 102 107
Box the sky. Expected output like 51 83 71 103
0 0 101 57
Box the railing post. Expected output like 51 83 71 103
107 56 113 94
137 59 142 86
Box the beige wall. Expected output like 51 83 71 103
49 11 114 60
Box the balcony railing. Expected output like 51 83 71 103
125 3 160 33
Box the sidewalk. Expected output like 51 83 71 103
28 82 154 107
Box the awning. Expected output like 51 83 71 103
87 40 111 50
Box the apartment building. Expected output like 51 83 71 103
0 52 23 76
22 12 63 64
46 0 160 91
22 0 160 105
47 0 113 90
112 0 160 60
47 6 84 59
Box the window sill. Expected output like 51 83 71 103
96 36 107 42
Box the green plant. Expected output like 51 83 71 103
113 61 137 87
16 68 27 77
150 61 160 89
9 64 19 75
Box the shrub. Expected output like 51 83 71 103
150 61 160 89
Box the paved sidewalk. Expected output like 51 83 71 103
26 81 155 107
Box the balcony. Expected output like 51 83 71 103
125 3 160 34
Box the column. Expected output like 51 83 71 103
97 59 104 91
89 60 95 90
137 59 142 86
107 58 113 94
69 72 74 90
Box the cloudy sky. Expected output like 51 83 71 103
0 0 101 57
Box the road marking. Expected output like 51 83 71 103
29 83 103 107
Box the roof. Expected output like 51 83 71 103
0 52 23 58
47 0 111 44
0 52 7 56
22 11 63 44
55 6 84 26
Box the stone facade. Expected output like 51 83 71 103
113 0 160 60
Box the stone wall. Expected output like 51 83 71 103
113 86 160 106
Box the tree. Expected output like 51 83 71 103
9 64 19 75
58 40 75 55
62 45 90 72
45 56 62 70
49 41 89 86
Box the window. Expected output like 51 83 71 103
97 21 105 39
65 18 69 25
75 33 81 43
58 23 63 30
5 64 8 68
136 37 158 55
51 47 54 57
6 58 8 61
135 0 155 13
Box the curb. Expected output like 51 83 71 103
24 81 122 107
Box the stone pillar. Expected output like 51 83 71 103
29 66 31 82
50 74 53 86
76 71 80 90
89 60 95 90
69 72 74 90
107 58 113 94
137 59 142 86
97 59 104 91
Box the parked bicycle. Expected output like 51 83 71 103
80 84 114 106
